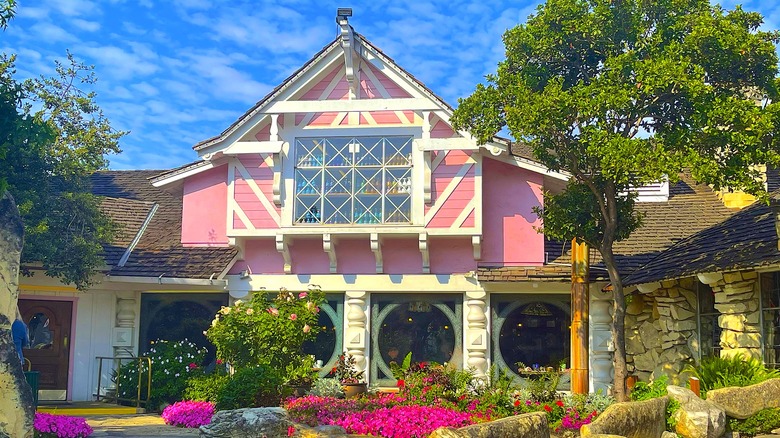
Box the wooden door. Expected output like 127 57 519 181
18 300 72 400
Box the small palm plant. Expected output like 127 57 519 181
687 354 780 394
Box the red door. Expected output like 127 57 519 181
18 300 72 400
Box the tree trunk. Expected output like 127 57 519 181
0 190 34 437
601 246 629 402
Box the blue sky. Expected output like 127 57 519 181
3 0 779 170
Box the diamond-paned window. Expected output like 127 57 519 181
294 137 413 225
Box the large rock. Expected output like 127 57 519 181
0 192 34 438
199 407 292 437
581 396 668 438
706 378 780 419
429 412 549 438
666 385 725 438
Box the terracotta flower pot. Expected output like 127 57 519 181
342 382 367 399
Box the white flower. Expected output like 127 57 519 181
234 299 243 306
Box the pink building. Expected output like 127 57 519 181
150 14 573 387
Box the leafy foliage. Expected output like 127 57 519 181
1 52 123 290
206 288 325 373
214 365 284 410
728 407 780 436
116 339 206 411
687 353 780 394
452 0 780 400
629 375 679 431
309 378 344 398
183 372 230 404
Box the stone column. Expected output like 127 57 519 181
625 292 656 382
0 192 34 437
650 279 698 384
114 293 137 358
344 291 368 376
465 291 488 379
590 287 614 392
712 272 762 359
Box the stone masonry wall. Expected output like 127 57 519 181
711 271 762 360
626 279 698 384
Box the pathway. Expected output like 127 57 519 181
87 414 200 437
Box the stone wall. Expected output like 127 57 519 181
626 278 698 384
706 271 762 360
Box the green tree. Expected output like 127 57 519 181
1 52 124 290
452 0 780 400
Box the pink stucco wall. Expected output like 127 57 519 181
480 158 544 266
182 164 229 247
430 237 475 273
228 239 285 274
233 155 280 229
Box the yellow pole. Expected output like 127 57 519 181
571 238 589 394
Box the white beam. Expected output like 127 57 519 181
264 98 440 114
419 233 430 274
223 141 284 155
276 235 292 274
323 234 337 273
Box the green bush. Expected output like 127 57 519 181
116 339 206 410
309 378 344 398
728 407 780 436
215 366 284 410
184 372 230 403
630 375 679 431
206 288 325 372
687 354 780 394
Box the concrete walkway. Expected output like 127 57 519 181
86 414 200 437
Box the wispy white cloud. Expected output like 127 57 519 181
70 18 101 32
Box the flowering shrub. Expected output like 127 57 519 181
335 405 473 438
161 400 215 428
116 339 206 410
34 413 93 438
333 354 365 384
206 287 325 373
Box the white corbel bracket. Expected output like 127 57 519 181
419 232 430 274
472 235 482 260
275 235 292 274
323 234 337 273
338 17 358 99
370 233 383 273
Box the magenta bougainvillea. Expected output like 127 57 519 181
34 413 93 438
161 400 215 428
334 405 473 438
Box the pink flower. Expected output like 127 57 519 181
290 313 298 321
299 292 308 299
288 425 296 436
188 362 197 369
267 307 279 316
161 401 215 428
216 359 223 365
246 308 254 315
303 324 311 333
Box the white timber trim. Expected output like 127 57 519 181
338 15 358 99
233 159 281 225
106 275 227 287
232 202 256 231
486 152 569 181
473 153 483 233
422 138 477 151
151 161 216 187
226 162 237 233
226 227 481 238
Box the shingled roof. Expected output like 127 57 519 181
91 170 238 279
478 176 736 282
625 192 780 286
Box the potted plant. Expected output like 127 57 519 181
285 356 318 397
334 354 366 398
